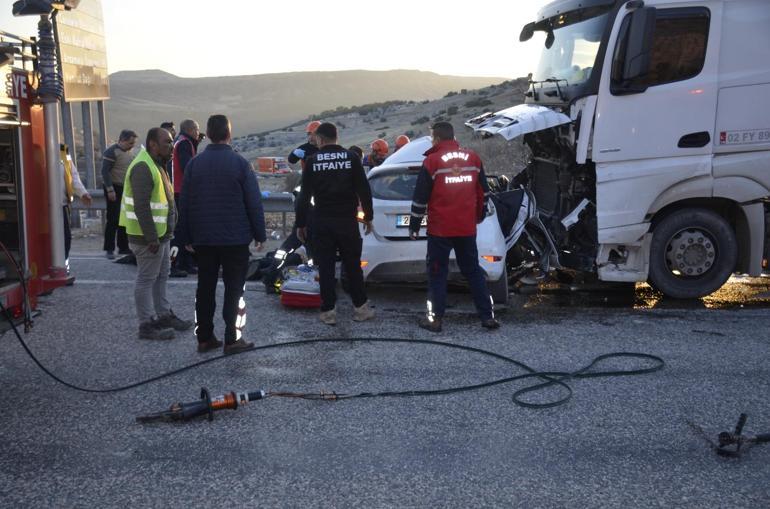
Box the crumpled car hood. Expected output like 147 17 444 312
465 103 571 141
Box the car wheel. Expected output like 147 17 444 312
648 208 737 299
488 266 509 304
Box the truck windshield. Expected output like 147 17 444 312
532 12 610 86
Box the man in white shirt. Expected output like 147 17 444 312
60 144 92 266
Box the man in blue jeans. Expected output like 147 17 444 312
409 122 500 332
177 115 266 354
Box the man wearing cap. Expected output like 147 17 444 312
363 138 389 172
288 120 321 170
101 129 137 259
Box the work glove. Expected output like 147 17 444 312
292 148 305 159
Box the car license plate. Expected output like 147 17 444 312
396 214 426 227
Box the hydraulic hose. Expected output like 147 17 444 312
36 14 63 102
1 299 664 409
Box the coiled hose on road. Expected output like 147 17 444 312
2 300 664 409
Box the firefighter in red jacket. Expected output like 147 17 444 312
409 122 500 332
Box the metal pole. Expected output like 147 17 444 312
81 101 95 189
37 14 67 277
60 100 76 158
96 100 107 155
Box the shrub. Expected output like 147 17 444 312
444 91 458 98
447 106 459 116
411 116 430 126
464 98 493 108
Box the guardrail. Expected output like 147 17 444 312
70 190 295 233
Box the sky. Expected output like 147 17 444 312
1 0 550 78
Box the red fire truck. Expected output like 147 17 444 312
0 30 70 327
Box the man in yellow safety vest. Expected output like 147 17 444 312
119 127 193 340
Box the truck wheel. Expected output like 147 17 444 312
488 267 509 304
648 208 737 299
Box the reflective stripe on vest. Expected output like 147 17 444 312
118 148 170 237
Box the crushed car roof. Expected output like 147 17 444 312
465 104 571 141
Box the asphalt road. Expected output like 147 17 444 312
1 246 769 508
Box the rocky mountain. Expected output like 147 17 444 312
231 77 532 183
105 69 507 138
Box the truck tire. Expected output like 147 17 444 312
648 208 737 299
488 267 509 304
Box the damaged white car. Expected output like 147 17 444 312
360 136 511 303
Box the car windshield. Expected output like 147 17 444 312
532 12 610 86
369 168 420 201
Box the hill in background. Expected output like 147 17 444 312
232 77 531 183
105 69 507 139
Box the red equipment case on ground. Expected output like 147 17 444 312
279 265 321 308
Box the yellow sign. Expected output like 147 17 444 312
54 0 110 101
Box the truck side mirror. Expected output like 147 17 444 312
544 29 555 49
519 22 535 42
618 6 656 93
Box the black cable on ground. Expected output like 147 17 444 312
1 300 664 408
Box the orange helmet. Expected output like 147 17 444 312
306 120 322 133
371 139 389 155
395 135 410 149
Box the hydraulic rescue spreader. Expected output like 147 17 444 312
137 387 267 423
716 413 770 458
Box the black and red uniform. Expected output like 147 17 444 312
287 142 319 169
296 145 373 312
409 139 493 321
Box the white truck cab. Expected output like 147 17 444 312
469 0 770 298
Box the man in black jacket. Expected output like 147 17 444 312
287 120 320 170
296 122 375 325
169 119 202 277
177 115 266 355
101 129 137 259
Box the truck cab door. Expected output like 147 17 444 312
592 3 721 231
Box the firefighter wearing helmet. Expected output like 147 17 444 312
363 138 389 171
288 120 321 169
394 134 410 152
